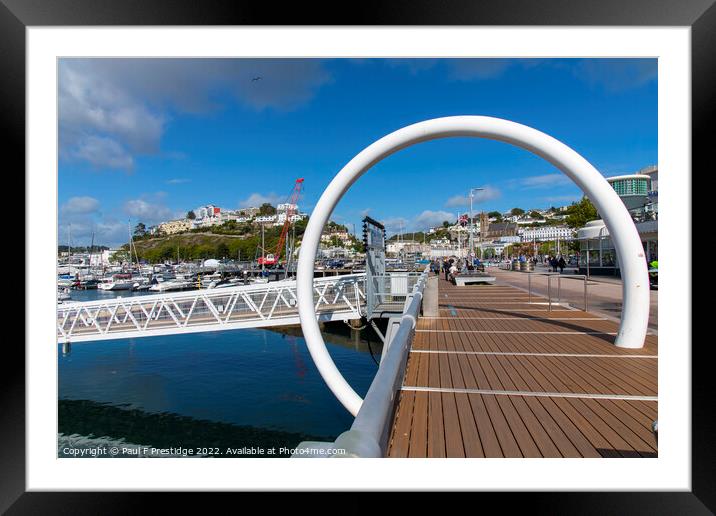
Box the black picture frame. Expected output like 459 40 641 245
4 0 711 511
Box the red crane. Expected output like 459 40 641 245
258 178 304 266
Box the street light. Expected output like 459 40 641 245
469 187 485 261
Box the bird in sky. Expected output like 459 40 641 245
251 76 262 82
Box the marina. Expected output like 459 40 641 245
58 294 384 442
51 59 662 468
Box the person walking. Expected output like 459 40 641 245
549 256 558 272
558 255 566 273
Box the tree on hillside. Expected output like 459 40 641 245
529 210 541 219
133 222 146 238
510 207 525 216
259 203 276 215
442 221 450 228
109 249 130 264
216 242 230 259
565 196 598 228
488 211 502 221
327 235 343 248
187 210 196 220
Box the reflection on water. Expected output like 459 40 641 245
58 399 326 457
59 290 384 454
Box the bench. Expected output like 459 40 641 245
451 272 496 286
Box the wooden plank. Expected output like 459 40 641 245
486 350 579 458
448 352 484 457
389 391 414 457
475 350 542 457
439 335 465 457
408 355 430 457
427 391 446 458
452 334 502 457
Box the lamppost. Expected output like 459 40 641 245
469 187 485 262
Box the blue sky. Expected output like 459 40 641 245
58 58 657 246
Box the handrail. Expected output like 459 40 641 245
527 272 589 312
297 268 429 457
57 274 366 343
58 273 366 309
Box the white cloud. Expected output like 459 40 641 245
72 136 134 170
577 59 657 92
519 174 572 189
61 196 100 215
59 59 333 170
382 210 456 234
445 195 468 208
541 195 582 204
60 62 164 167
123 198 173 224
381 217 409 236
239 192 285 208
166 178 191 184
445 186 501 207
58 219 128 248
413 210 455 230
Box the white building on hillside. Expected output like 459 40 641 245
521 226 574 242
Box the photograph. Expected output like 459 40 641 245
55 56 659 459
8 12 706 503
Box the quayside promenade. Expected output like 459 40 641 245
387 276 658 458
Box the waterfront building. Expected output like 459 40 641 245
521 225 574 242
576 165 658 275
239 206 261 217
606 174 651 210
277 211 307 225
386 240 429 256
158 219 193 235
576 219 657 275
193 205 217 220
483 221 518 239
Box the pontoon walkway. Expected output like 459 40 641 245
387 277 658 458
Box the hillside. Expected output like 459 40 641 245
125 228 288 263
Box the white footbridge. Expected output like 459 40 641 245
57 272 420 344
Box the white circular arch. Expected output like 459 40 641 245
297 116 650 416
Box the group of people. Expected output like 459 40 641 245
545 255 567 273
430 257 483 282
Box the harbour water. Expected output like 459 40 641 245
59 288 382 456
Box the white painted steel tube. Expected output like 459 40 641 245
297 116 650 415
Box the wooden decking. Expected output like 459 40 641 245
387 276 658 458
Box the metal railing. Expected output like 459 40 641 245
293 267 429 457
527 272 590 312
57 274 367 343
366 272 423 319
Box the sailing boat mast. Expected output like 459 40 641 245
89 229 95 273
261 223 265 273
127 219 134 272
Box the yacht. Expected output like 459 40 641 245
57 286 71 302
148 274 193 292
97 274 135 291
57 274 75 288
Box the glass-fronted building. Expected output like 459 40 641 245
576 167 658 276
576 220 657 276
606 174 651 210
